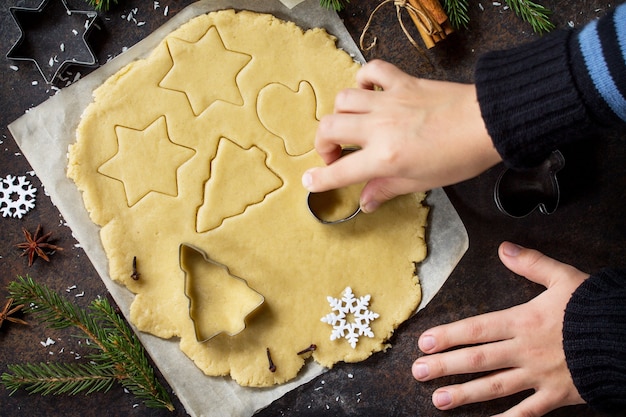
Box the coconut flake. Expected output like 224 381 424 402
40 337 56 347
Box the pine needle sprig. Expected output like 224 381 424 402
3 276 174 411
91 298 172 410
84 0 119 12
8 276 103 337
320 0 350 12
2 362 116 396
504 0 555 33
442 0 554 34
444 0 470 29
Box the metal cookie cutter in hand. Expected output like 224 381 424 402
307 147 363 224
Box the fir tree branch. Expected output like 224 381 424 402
2 362 116 396
444 0 470 29
443 0 554 34
504 0 555 33
320 0 350 12
85 0 119 12
3 276 174 411
8 276 109 351
91 298 173 410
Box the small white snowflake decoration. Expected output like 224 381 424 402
0 174 37 219
321 287 380 349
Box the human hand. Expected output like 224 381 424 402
302 60 501 213
413 242 588 416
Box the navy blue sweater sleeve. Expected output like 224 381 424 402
475 4 626 412
563 268 626 412
475 3 626 169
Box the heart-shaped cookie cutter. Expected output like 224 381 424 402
179 243 265 343
307 147 362 224
494 150 565 218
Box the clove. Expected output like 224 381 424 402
266 348 276 372
297 344 317 355
130 256 140 280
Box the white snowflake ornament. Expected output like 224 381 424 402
0 174 37 219
321 287 380 349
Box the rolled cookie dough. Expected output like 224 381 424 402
68 9 428 387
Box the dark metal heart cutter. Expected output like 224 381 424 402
6 0 99 84
494 150 565 218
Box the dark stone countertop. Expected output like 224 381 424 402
1 0 624 416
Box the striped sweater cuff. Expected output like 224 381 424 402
563 268 626 413
572 3 626 125
475 30 592 169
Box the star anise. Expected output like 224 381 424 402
0 298 28 329
16 224 64 266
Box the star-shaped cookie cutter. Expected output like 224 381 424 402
6 0 99 84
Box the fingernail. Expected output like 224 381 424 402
302 170 313 190
434 391 452 407
360 199 380 214
502 242 523 257
413 362 429 379
419 335 435 351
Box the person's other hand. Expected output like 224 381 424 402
302 60 501 213
413 242 588 416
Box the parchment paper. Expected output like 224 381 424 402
8 1 468 416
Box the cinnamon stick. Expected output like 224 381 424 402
416 0 449 26
407 0 453 48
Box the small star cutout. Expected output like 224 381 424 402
7 0 98 84
98 116 195 206
159 26 252 115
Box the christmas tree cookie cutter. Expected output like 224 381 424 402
6 0 99 84
179 243 265 343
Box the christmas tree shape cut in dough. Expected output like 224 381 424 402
98 116 195 206
257 81 319 156
159 26 251 116
196 138 283 232
180 243 265 342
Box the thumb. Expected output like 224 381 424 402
359 177 424 213
356 59 404 91
498 242 584 289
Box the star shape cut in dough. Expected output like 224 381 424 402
98 116 195 206
7 0 98 83
159 26 251 115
